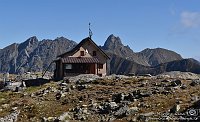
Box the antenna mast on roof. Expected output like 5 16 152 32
89 23 93 38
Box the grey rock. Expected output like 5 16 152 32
0 109 20 122
109 102 118 109
73 107 83 114
97 102 119 115
68 74 100 83
3 81 25 92
77 84 89 91
190 80 200 86
180 84 187 89
72 106 89 121
124 93 135 101
41 117 59 122
140 91 152 97
58 112 70 121
2 104 10 109
161 79 171 83
106 74 130 80
158 71 200 80
137 112 154 121
137 102 151 108
129 107 139 113
191 96 200 102
112 93 125 103
170 104 180 113
140 112 154 117
132 90 141 99
114 105 130 118
171 79 182 87
55 92 62 100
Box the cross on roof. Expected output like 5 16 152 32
89 23 93 38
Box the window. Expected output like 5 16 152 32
98 64 103 69
80 51 84 56
65 64 72 69
93 51 97 56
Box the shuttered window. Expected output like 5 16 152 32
98 64 103 69
93 51 97 56
80 51 84 56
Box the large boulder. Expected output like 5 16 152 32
190 80 200 86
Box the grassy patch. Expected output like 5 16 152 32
0 91 21 117
25 86 42 94
0 91 13 104
25 81 57 94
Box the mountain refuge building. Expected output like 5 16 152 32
54 37 110 80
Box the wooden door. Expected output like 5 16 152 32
89 63 95 74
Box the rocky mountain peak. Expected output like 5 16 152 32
0 36 77 74
109 34 122 44
103 34 123 50
18 36 39 54
23 36 39 46
101 34 135 59
55 36 68 41
29 36 38 42
138 47 183 66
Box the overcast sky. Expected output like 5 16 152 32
0 0 200 60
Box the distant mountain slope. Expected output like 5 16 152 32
139 48 183 66
106 53 148 75
107 54 200 75
102 34 199 75
0 34 199 75
102 34 135 58
0 36 76 74
102 34 183 67
160 58 200 73
102 34 147 66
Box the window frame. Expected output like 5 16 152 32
65 64 72 69
93 51 97 56
80 51 84 56
98 64 103 69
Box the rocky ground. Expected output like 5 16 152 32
0 73 200 122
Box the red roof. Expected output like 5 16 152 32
61 57 100 63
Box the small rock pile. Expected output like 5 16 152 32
0 108 20 122
190 79 200 86
31 86 57 97
157 71 200 80
41 112 70 122
67 74 100 83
